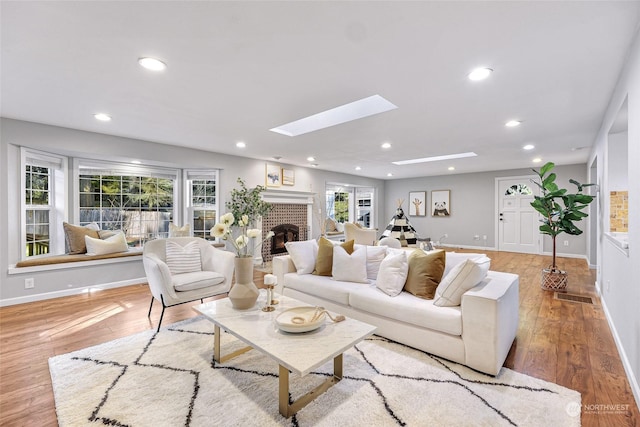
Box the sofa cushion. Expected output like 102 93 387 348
404 249 445 299
173 271 225 291
63 222 100 254
84 231 129 256
166 241 202 274
285 239 318 274
313 237 354 276
332 245 368 283
434 256 491 307
376 250 409 297
283 273 365 306
365 245 387 280
444 252 486 276
349 287 463 336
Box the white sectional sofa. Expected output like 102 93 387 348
273 248 519 376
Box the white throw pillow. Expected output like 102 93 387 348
444 252 486 276
165 240 202 274
285 239 318 274
434 256 491 307
332 246 368 283
375 251 409 297
84 231 129 256
366 245 388 280
169 223 191 237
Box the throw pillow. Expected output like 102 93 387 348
433 256 491 307
63 222 100 254
366 245 388 280
313 237 354 276
376 251 409 297
98 229 119 239
325 218 338 232
443 252 486 276
169 223 191 237
284 239 319 274
85 231 129 256
404 249 446 299
165 240 202 275
332 245 368 283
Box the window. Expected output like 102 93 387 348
326 184 375 228
22 149 66 257
78 161 178 247
184 170 219 240
505 184 533 196
326 187 350 223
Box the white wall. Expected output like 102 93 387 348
607 131 629 191
384 163 589 256
588 27 640 407
0 118 385 303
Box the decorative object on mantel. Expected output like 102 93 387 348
379 199 418 246
49 316 581 427
210 179 274 309
530 162 594 291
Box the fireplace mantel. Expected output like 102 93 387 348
261 190 315 205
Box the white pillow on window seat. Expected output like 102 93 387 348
84 231 129 256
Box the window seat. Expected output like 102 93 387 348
14 250 142 268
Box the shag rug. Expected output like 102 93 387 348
49 316 581 426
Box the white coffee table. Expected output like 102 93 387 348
193 295 376 418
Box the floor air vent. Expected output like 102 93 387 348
554 293 595 305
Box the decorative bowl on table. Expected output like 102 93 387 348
275 307 326 333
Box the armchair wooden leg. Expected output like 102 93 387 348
148 297 154 318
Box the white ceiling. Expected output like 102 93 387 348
2 1 639 179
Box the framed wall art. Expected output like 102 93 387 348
408 191 426 216
265 164 282 188
431 190 451 216
282 168 295 186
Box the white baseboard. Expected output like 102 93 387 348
600 296 640 411
441 243 497 251
0 277 146 307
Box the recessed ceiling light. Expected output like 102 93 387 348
381 142 392 149
310 163 318 167
355 166 362 171
94 113 111 122
523 144 535 150
505 120 522 127
392 152 477 165
131 160 141 164
138 57 167 71
270 95 397 137
468 67 493 81
532 157 542 163
387 173 393 177
306 156 315 162
236 141 246 148
448 166 455 171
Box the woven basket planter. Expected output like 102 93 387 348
541 268 568 292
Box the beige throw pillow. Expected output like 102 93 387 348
169 223 191 237
63 222 100 254
85 231 129 255
313 237 354 276
433 256 491 307
404 249 446 299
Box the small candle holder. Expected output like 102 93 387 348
262 274 278 312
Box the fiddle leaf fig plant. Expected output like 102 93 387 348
530 162 595 272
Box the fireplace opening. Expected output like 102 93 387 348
271 224 299 255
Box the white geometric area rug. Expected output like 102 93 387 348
49 317 581 427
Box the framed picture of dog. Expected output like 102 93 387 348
408 191 426 216
431 190 450 216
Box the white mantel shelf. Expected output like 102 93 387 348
262 190 315 205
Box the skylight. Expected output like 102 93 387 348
270 95 397 137
392 152 477 165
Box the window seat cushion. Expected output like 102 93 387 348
15 250 141 268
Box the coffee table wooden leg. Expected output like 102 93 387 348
213 325 252 363
279 354 343 418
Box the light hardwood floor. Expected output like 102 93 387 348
0 250 638 426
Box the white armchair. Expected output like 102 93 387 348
143 237 235 331
344 222 378 245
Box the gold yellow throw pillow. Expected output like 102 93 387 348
404 249 446 299
63 222 100 254
313 237 354 276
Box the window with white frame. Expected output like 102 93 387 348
325 183 376 228
184 170 219 240
77 161 178 247
22 149 66 257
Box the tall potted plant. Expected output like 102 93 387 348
530 162 595 291
210 178 273 309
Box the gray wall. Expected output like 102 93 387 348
0 118 385 303
384 163 589 255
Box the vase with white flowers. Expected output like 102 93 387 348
210 179 273 309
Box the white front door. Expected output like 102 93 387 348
497 177 540 254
